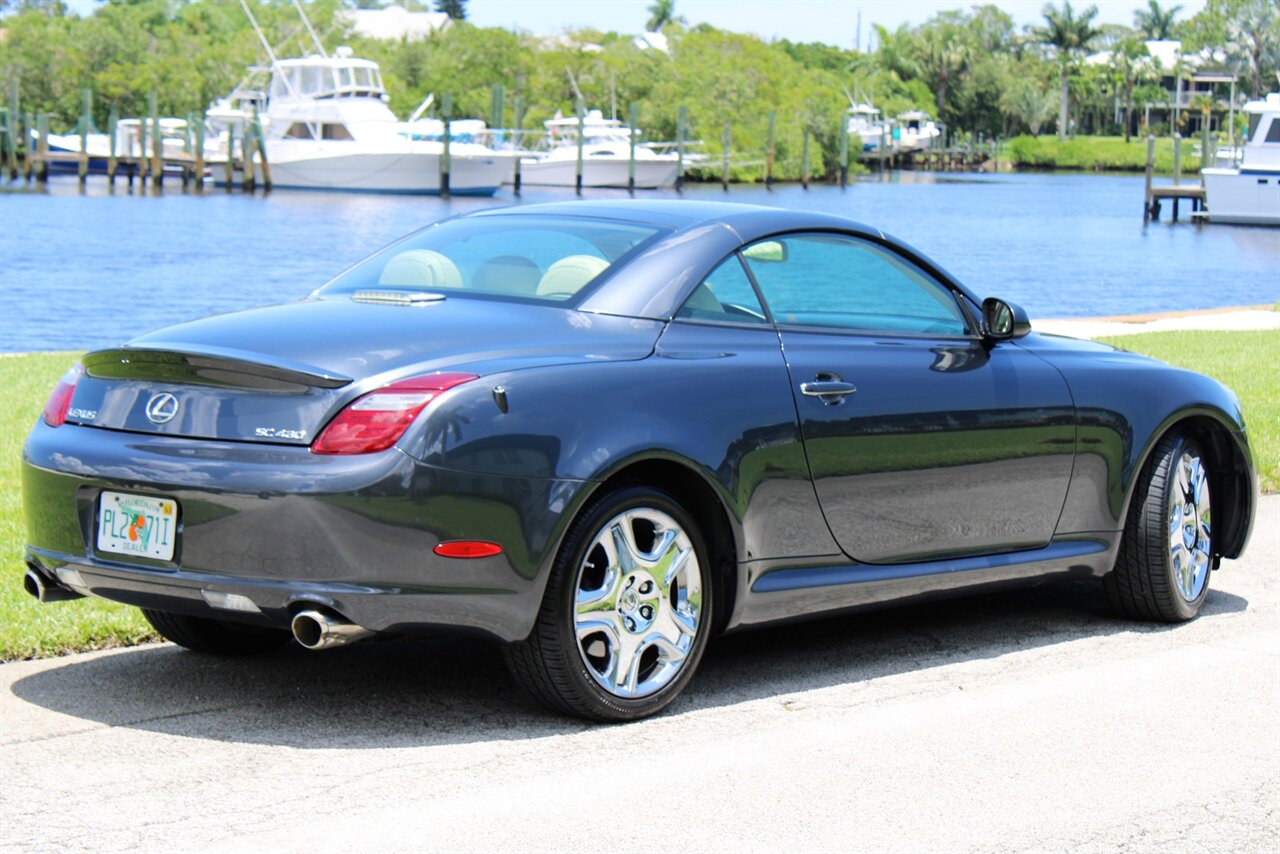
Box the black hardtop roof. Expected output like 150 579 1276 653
467 199 881 240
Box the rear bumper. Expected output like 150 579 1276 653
22 421 589 642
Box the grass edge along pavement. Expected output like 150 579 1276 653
2 328 1277 660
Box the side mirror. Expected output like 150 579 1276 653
981 297 1031 341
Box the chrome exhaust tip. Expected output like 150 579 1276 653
23 567 83 603
291 609 374 651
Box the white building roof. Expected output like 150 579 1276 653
344 5 451 41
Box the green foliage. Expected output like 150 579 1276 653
433 0 466 21
1134 0 1183 40
0 0 1269 176
1005 133 1201 172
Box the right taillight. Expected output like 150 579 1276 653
42 365 83 428
311 372 478 455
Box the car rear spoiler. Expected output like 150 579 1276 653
82 346 354 392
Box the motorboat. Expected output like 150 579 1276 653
33 118 190 176
1200 92 1280 225
206 49 509 195
846 103 887 152
895 110 941 152
518 110 679 189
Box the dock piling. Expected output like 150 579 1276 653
512 95 524 195
223 126 235 190
627 101 637 193
838 119 848 187
5 78 18 180
721 122 730 191
801 127 810 189
252 107 270 190
194 112 205 190
77 89 92 185
575 97 585 195
107 108 118 185
35 112 49 183
149 93 162 188
765 109 776 187
1172 131 1182 185
24 111 34 182
676 106 686 191
440 94 452 198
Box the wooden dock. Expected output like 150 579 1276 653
1142 132 1207 222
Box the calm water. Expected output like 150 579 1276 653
1 172 1277 353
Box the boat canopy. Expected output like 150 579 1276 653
269 56 386 102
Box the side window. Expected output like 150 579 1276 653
675 254 768 324
742 234 969 336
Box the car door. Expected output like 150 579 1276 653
741 232 1076 564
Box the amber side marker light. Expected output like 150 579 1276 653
433 541 504 559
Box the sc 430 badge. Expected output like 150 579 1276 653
255 427 308 440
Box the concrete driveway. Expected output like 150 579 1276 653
3 497 1277 853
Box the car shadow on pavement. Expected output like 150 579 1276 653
8 579 1247 747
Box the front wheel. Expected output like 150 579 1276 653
504 485 713 721
142 608 292 656
1104 433 1213 622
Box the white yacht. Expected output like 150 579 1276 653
208 50 509 195
1201 93 1280 225
846 103 887 152
895 110 941 152
518 110 679 189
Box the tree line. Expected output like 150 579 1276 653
1 0 1276 180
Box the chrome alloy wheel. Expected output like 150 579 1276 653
1169 450 1212 602
573 507 704 699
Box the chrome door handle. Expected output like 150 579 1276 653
800 380 857 398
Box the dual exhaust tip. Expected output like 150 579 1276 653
25 566 370 652
23 568 82 603
290 609 374 651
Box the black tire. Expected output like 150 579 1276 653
1104 433 1213 622
142 608 292 656
504 485 714 722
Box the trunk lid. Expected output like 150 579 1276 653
66 295 662 445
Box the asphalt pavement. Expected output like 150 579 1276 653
3 496 1277 853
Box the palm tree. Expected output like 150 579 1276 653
1112 36 1152 141
1134 0 1182 40
917 24 969 122
645 0 678 32
1036 1 1102 140
433 0 467 21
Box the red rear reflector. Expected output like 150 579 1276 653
311 372 477 455
42 365 83 428
434 541 504 559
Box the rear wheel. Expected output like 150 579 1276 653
504 485 713 721
1104 434 1213 622
142 608 292 656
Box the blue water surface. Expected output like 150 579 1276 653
1 171 1277 352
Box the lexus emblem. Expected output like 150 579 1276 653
144 393 180 425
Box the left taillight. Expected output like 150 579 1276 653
311 372 478 455
42 365 83 428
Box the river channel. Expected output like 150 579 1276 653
1 171 1277 353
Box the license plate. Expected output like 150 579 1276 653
97 492 178 562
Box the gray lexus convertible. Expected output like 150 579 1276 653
22 201 1255 720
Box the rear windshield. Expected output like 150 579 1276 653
317 215 665 303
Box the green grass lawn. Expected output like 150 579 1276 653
1 331 1274 660
1097 329 1280 493
1005 134 1204 173
0 353 154 660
